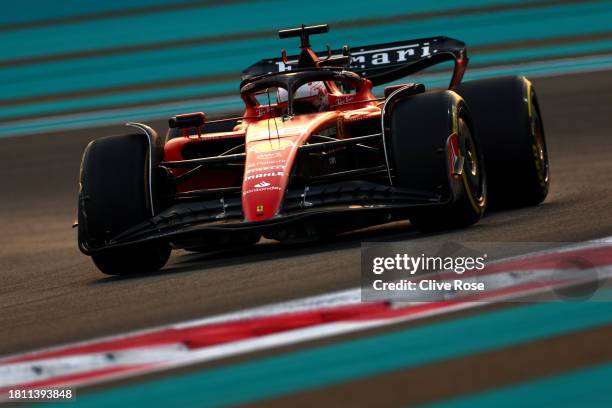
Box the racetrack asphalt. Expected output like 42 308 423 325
1 69 612 362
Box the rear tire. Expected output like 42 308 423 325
386 90 486 232
78 133 171 275
455 76 549 209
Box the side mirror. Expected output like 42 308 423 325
169 112 206 129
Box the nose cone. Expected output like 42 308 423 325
242 138 297 221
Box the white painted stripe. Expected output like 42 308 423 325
0 287 361 364
175 287 361 329
0 344 187 388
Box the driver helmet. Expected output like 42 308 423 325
277 81 329 113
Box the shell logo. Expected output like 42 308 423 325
248 139 294 154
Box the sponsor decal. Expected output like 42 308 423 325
256 205 264 214
351 43 432 69
274 60 295 72
242 186 282 196
336 95 355 105
343 112 371 122
274 43 433 72
246 172 284 181
245 165 285 175
248 139 294 154
199 133 244 141
253 180 271 188
247 158 286 168
256 107 272 117
256 152 282 160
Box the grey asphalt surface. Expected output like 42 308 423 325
1 70 612 356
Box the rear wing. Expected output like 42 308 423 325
242 36 468 88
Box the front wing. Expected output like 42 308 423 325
78 181 446 254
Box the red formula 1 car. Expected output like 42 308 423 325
77 24 549 275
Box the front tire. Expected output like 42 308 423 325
386 90 486 232
92 244 171 276
78 132 170 275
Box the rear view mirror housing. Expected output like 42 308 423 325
169 112 206 129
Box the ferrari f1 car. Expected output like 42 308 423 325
77 24 549 275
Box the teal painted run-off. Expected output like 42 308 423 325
3 1 612 101
420 363 612 408
0 0 565 59
39 301 612 408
